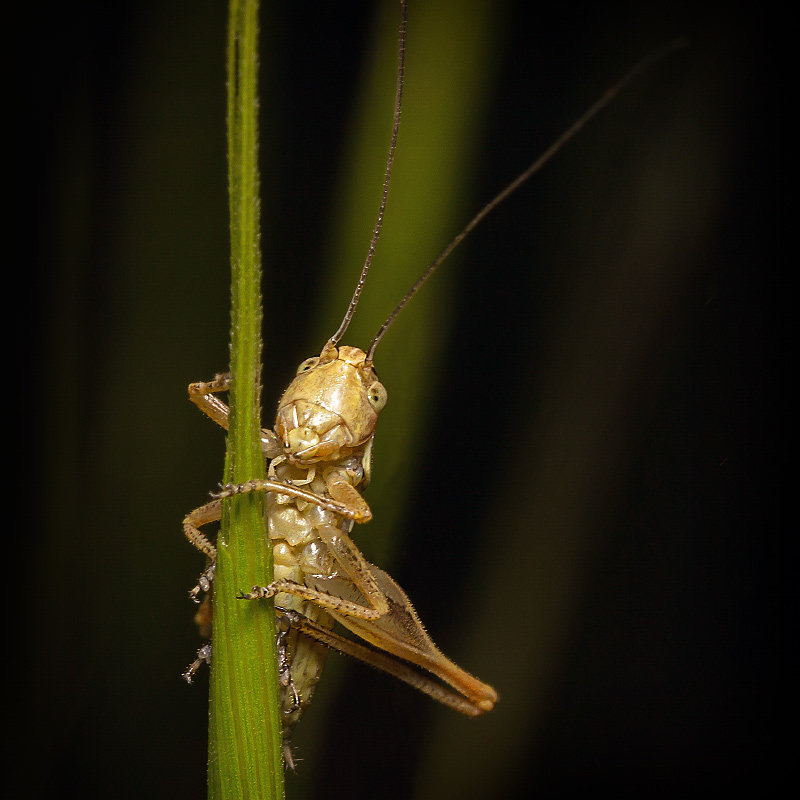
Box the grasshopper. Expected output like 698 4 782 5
182 0 682 769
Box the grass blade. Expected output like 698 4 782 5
207 1 284 797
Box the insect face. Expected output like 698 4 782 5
275 343 387 466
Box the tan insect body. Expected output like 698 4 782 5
183 341 497 763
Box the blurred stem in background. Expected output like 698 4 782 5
285 1 501 790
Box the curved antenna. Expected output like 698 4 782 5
329 0 408 346
366 37 687 365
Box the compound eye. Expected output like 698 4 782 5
366 381 388 411
296 357 320 374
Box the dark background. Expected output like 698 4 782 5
16 1 784 798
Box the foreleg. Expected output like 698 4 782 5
188 373 281 457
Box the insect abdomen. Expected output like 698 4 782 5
267 461 344 728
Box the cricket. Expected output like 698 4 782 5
181 0 682 770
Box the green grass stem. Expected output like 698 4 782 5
207 1 284 798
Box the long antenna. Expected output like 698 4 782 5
329 0 408 346
365 37 687 365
